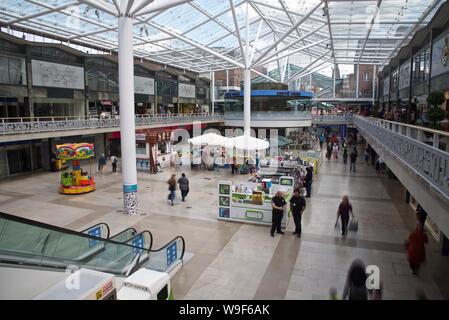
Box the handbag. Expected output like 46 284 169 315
348 218 358 232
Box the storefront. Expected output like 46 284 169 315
156 71 178 114
196 79 210 113
178 76 196 114
134 67 155 115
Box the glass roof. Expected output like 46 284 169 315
0 0 444 76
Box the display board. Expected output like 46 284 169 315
31 59 84 89
432 32 449 78
399 61 411 90
134 76 155 95
383 77 390 96
179 83 195 98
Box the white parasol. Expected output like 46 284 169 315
187 132 229 146
224 135 270 151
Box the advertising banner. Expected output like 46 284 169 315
31 60 84 89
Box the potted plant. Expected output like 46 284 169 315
427 91 447 129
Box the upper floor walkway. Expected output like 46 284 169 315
0 114 225 143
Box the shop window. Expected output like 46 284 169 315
0 56 9 83
7 148 31 174
364 72 370 81
136 142 146 155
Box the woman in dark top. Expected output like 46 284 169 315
335 195 354 236
342 259 368 300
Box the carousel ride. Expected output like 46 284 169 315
56 143 96 194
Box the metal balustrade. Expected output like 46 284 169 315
354 116 449 201
310 113 354 123
224 111 312 121
0 114 224 136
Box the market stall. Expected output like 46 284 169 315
56 143 95 195
217 176 294 227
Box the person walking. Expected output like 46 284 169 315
342 259 368 300
332 143 339 160
304 166 313 198
290 188 306 238
167 174 177 206
177 173 189 202
343 144 348 164
326 143 332 160
416 204 428 229
349 148 358 172
271 191 286 237
364 148 370 165
335 195 354 236
98 154 107 175
406 223 428 275
319 133 325 150
110 155 118 173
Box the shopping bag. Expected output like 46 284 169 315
348 218 358 232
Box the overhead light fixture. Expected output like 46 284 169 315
95 9 100 19
83 6 90 14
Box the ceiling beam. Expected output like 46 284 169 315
250 1 322 67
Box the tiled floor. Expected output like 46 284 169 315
0 145 448 300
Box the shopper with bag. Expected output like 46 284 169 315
335 195 355 236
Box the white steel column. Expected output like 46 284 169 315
244 69 251 136
211 71 215 115
118 15 138 215
356 64 359 98
333 64 336 98
226 69 229 92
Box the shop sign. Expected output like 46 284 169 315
134 76 155 95
31 60 84 89
100 100 112 106
179 83 196 98
432 31 449 78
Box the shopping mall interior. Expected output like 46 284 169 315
0 0 449 301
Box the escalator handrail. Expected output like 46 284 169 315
0 212 149 252
80 222 110 239
110 227 138 240
150 235 185 260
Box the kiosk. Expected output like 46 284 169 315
217 176 294 227
57 143 95 194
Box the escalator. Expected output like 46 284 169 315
0 212 185 277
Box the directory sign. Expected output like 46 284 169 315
88 226 101 248
166 242 177 267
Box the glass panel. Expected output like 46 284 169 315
0 56 9 84
145 237 184 272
